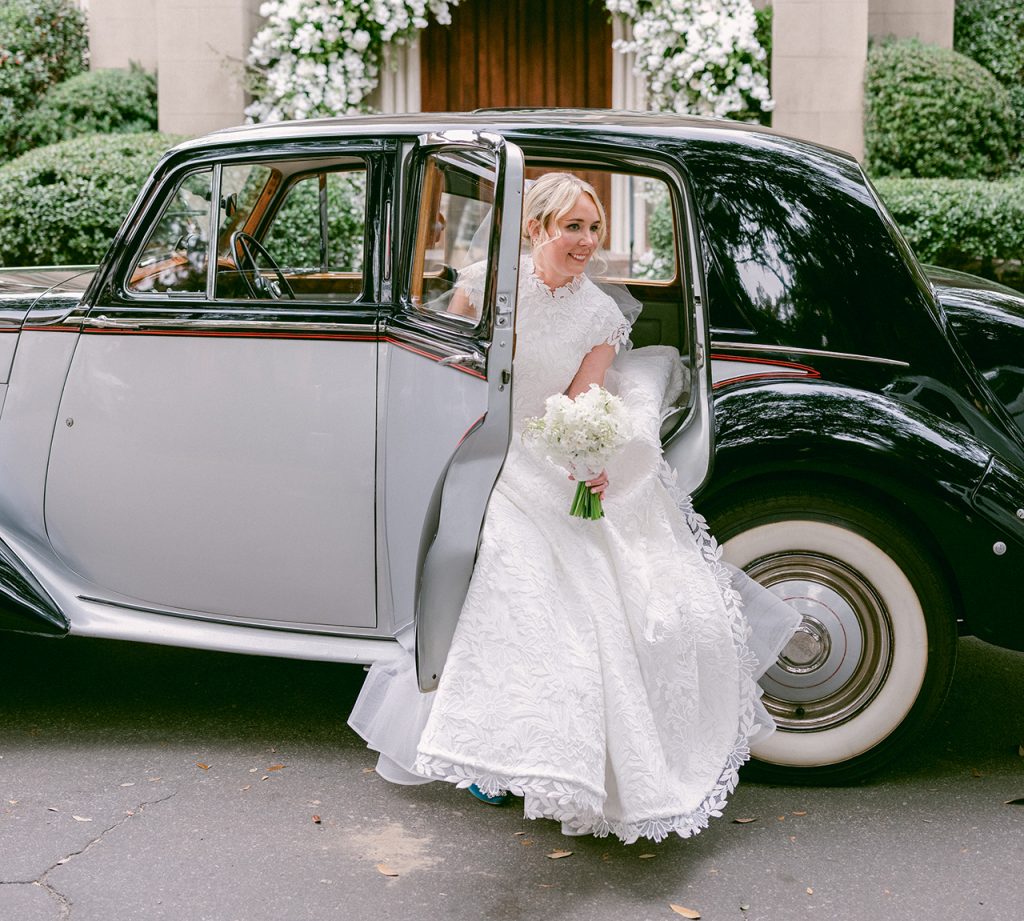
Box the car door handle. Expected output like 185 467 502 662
439 353 484 372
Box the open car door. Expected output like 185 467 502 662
377 133 523 691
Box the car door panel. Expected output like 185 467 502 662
45 322 378 627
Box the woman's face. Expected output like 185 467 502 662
530 191 602 289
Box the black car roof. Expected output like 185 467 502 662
173 108 857 164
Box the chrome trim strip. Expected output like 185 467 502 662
711 341 910 368
77 593 382 639
84 315 376 336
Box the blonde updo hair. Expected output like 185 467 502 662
522 172 607 252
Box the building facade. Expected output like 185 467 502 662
84 0 954 160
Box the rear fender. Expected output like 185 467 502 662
703 381 1024 650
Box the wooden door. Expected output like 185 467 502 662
420 0 612 112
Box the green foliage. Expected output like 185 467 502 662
864 39 1017 179
18 67 157 153
264 171 366 271
0 132 179 267
874 176 1024 286
0 0 89 162
954 0 1024 140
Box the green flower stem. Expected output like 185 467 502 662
570 481 604 520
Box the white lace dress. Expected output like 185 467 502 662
350 260 800 844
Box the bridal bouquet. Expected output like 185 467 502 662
525 384 630 520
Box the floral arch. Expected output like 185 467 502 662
245 0 772 122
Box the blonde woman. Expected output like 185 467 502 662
351 173 799 843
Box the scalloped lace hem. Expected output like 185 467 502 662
414 747 752 845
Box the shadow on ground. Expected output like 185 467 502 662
2 631 1020 781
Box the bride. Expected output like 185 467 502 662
350 172 800 844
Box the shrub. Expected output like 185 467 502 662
954 0 1024 141
0 0 89 161
0 132 180 267
864 39 1017 179
17 66 157 153
873 176 1024 287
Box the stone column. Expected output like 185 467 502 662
770 0 869 160
86 0 159 72
154 0 264 135
868 0 954 46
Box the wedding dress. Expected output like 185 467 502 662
350 257 801 844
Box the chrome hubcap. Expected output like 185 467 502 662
748 552 894 732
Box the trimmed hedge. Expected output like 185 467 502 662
18 66 157 153
0 132 179 267
873 176 1024 287
955 0 1024 139
864 39 1018 179
0 0 89 162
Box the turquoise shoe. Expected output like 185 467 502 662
468 783 508 806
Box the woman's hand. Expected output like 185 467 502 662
581 469 609 499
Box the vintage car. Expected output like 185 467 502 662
1 111 1021 784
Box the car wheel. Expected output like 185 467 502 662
704 486 957 784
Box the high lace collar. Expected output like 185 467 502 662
523 255 586 301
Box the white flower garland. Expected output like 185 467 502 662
245 0 772 123
246 0 461 121
606 0 773 119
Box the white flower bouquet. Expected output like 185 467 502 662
525 384 630 520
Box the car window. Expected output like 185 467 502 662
409 150 496 327
216 162 367 303
127 169 213 295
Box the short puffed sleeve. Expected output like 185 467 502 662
586 285 632 353
452 260 487 316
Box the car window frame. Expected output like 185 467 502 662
117 144 386 311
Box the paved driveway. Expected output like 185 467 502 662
1 633 1021 921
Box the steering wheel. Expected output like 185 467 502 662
230 231 296 300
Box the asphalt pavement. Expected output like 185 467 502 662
1 632 1021 921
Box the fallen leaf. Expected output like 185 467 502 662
362 768 376 774
312 815 322 824
971 767 983 778
7 800 16 805
1005 797 1024 805
789 836 797 843
261 775 269 781
740 904 750 912
241 785 252 791
376 863 399 877
806 887 814 895
148 777 161 782
732 817 757 824
196 762 211 771
267 764 286 772
1018 743 1023 758
537 884 555 889
639 853 656 859
249 768 258 773
72 815 92 822
120 782 135 788
669 905 700 919
777 815 785 821
513 831 528 837
791 810 807 816
520 838 534 846
546 849 573 859
47 807 59 813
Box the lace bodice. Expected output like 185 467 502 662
455 258 631 425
